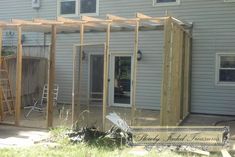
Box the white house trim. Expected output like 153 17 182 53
153 0 180 7
215 53 235 86
57 0 99 17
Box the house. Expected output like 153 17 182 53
0 0 235 117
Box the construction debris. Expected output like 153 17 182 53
221 149 232 157
66 126 132 147
64 112 230 156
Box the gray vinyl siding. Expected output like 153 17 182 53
55 31 163 110
0 0 235 114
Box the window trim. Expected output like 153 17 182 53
153 0 180 7
215 53 235 86
57 0 99 17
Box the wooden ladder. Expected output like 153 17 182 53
0 57 14 120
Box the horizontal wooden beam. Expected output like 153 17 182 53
82 16 104 22
33 18 64 25
107 14 137 25
136 13 161 24
11 19 42 25
57 17 85 24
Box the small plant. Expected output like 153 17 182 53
49 126 70 145
1 49 15 56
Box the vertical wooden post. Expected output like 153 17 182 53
131 20 139 125
78 24 84 106
0 28 2 63
15 26 23 126
72 45 78 126
72 24 84 126
47 25 57 128
160 17 172 126
182 34 192 118
102 23 111 131
0 28 2 121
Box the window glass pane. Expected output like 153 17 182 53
80 0 96 14
220 56 235 68
219 70 235 82
114 56 131 104
61 1 76 15
157 0 176 3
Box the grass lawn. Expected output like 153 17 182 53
0 145 209 157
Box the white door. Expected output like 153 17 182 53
109 54 133 107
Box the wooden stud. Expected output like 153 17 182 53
136 13 160 23
78 24 84 121
57 17 85 24
0 28 2 121
102 23 111 131
183 35 192 117
11 19 42 26
107 14 138 25
172 25 184 124
34 18 64 25
179 31 185 120
15 26 23 126
160 17 173 126
131 20 139 125
47 25 57 128
72 24 84 127
72 45 78 127
0 28 2 70
81 16 106 22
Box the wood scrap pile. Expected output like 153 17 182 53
66 126 132 147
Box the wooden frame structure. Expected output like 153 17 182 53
0 13 192 129
160 17 192 126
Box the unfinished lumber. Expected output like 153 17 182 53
136 13 160 23
78 24 84 122
221 149 231 157
107 14 137 25
0 88 2 121
173 25 185 124
34 18 63 25
183 35 192 117
179 31 185 120
131 20 139 125
15 26 23 126
72 45 78 127
11 19 42 26
160 16 191 126
47 25 57 128
0 28 2 121
102 23 111 131
160 17 173 126
57 17 84 24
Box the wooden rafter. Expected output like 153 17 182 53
0 21 7 27
107 14 137 25
136 13 161 24
82 16 102 22
57 17 84 24
57 17 106 30
34 18 64 25
11 19 42 26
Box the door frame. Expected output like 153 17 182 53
109 52 133 107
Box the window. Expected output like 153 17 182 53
80 0 97 14
153 0 180 6
58 0 98 16
216 53 235 85
60 0 76 15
